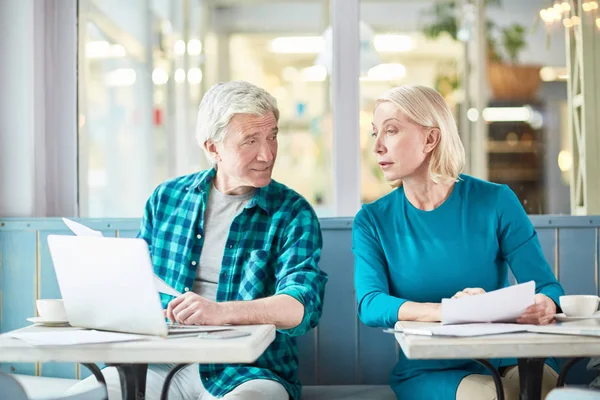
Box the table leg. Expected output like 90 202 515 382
474 359 505 400
557 357 585 387
160 364 192 400
109 363 148 400
81 363 106 386
518 358 545 400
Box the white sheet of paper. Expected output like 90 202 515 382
528 319 600 337
6 330 150 346
61 218 182 297
441 281 535 325
62 218 103 237
154 275 182 297
394 322 529 337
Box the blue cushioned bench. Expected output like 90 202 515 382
1 216 599 398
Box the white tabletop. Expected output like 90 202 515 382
395 322 600 360
0 324 276 364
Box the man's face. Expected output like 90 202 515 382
207 113 278 193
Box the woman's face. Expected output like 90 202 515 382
371 101 431 182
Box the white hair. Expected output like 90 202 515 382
376 85 465 184
195 80 279 164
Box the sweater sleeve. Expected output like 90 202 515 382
496 185 565 306
353 207 407 328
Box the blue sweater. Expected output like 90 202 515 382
353 174 564 400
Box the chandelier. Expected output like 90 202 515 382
539 1 600 29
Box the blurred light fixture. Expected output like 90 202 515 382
270 33 415 54
270 37 324 54
175 68 186 83
466 108 479 122
105 68 136 87
373 35 414 52
482 107 531 122
361 63 406 81
540 66 568 82
187 68 203 85
301 65 327 82
86 41 126 58
174 40 186 55
152 68 169 85
187 39 202 56
482 106 544 128
558 150 573 171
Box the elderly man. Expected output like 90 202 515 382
72 80 327 400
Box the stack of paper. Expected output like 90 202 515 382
6 330 150 346
61 218 181 297
391 322 529 337
441 281 535 325
528 319 600 337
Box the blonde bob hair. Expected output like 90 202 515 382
376 85 465 185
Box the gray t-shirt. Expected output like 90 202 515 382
192 185 255 301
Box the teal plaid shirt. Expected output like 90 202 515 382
137 168 327 399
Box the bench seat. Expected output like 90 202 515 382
302 385 396 399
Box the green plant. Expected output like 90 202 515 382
421 0 527 65
501 23 527 64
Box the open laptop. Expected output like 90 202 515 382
47 235 229 337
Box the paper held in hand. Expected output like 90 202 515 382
61 218 182 297
441 281 535 325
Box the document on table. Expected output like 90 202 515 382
6 330 150 346
528 319 600 337
61 218 182 297
441 281 535 325
389 322 529 337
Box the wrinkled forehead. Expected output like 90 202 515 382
228 112 278 135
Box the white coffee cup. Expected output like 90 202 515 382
36 299 68 321
559 295 600 317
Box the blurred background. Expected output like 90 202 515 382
3 0 600 218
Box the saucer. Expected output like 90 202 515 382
26 317 70 327
554 312 600 322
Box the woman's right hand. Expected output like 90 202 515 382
451 287 486 299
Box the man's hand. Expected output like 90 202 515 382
166 292 226 325
516 293 556 325
451 287 486 299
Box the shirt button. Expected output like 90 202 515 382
184 287 190 292
196 234 202 239
221 271 227 278
191 261 197 266
228 244 233 249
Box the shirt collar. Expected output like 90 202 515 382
190 168 272 216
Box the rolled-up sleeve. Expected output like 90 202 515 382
275 206 327 337
137 189 156 249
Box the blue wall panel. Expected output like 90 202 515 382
558 228 597 295
537 228 557 277
0 229 37 376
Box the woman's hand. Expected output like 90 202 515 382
451 287 486 299
516 294 556 325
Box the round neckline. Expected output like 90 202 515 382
402 178 461 214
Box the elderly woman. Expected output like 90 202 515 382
353 85 564 400
70 80 327 400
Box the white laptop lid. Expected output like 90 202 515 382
47 235 168 337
